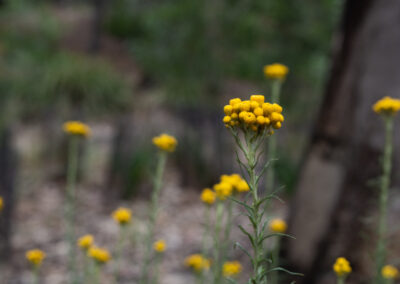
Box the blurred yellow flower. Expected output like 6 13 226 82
184 254 210 273
153 240 167 253
88 246 111 264
77 234 94 250
112 207 132 225
333 257 352 277
269 218 287 233
263 63 289 80
0 196 3 211
382 265 399 280
26 249 46 267
213 182 233 200
200 188 216 205
152 133 178 152
373 96 400 116
223 261 242 277
63 121 91 137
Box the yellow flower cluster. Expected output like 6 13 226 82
269 218 287 233
184 254 211 272
0 196 3 211
26 249 46 267
153 240 167 253
373 96 400 116
63 121 91 137
152 133 178 152
333 257 352 277
213 174 250 201
77 234 94 250
223 95 284 133
112 207 132 225
200 188 216 205
263 63 289 80
223 261 242 277
88 246 111 264
382 265 399 280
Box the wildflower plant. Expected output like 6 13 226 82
381 265 399 284
140 133 177 284
153 240 167 284
222 95 297 283
333 257 352 284
88 246 111 284
26 249 46 284
372 96 400 283
63 121 91 283
77 234 94 283
269 218 287 284
262 63 289 195
112 207 132 282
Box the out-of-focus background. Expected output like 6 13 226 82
0 0 400 283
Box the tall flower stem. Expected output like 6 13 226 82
33 266 39 284
222 198 234 263
375 118 394 284
266 80 282 195
65 135 79 283
337 277 345 284
200 206 211 284
114 225 128 283
213 201 225 284
152 253 162 284
140 152 167 284
270 237 281 284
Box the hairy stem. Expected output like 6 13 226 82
375 118 393 284
140 152 167 284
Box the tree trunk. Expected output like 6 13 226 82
0 128 17 261
285 0 400 283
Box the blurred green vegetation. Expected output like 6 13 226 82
105 0 342 106
0 0 131 124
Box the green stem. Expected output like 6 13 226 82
33 266 39 284
140 152 167 284
375 118 394 284
152 253 162 284
65 136 79 284
93 262 101 284
200 206 211 284
337 276 345 284
114 225 128 283
213 201 225 284
222 198 234 264
270 237 281 284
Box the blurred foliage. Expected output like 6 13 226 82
105 0 342 105
0 0 131 123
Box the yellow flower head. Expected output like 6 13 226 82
333 257 352 277
220 174 249 193
263 63 289 80
200 188 216 205
0 196 3 211
152 133 178 152
112 207 132 225
88 246 111 264
373 96 400 116
269 218 287 233
63 121 91 137
223 261 242 277
153 240 167 253
184 254 210 273
77 234 94 250
213 182 233 200
26 249 46 267
382 265 399 280
223 95 284 136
